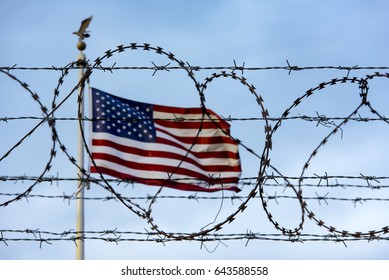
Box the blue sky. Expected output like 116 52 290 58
1 0 389 259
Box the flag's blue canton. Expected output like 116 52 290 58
92 89 156 143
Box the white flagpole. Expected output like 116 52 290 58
75 39 87 260
73 15 92 260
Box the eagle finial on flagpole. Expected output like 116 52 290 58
73 15 93 40
74 16 93 51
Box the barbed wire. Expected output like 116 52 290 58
1 229 387 247
1 174 387 188
2 62 389 75
1 191 388 206
1 114 389 123
2 42 389 250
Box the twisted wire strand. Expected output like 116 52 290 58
2 63 389 74
1 229 387 247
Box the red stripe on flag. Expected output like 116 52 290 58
92 152 241 176
154 118 230 130
90 166 241 193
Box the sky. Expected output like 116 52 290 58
1 0 389 260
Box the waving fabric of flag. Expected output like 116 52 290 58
90 88 242 192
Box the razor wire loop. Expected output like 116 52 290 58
0 69 57 207
81 44 272 241
78 43 207 235
270 76 365 236
50 59 148 219
271 73 389 239
195 71 305 236
0 61 99 207
146 69 271 241
363 72 389 126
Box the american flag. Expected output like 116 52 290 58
90 88 241 192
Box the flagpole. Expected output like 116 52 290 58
75 39 87 260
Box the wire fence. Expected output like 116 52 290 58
1 42 389 253
2 62 389 75
1 229 387 249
